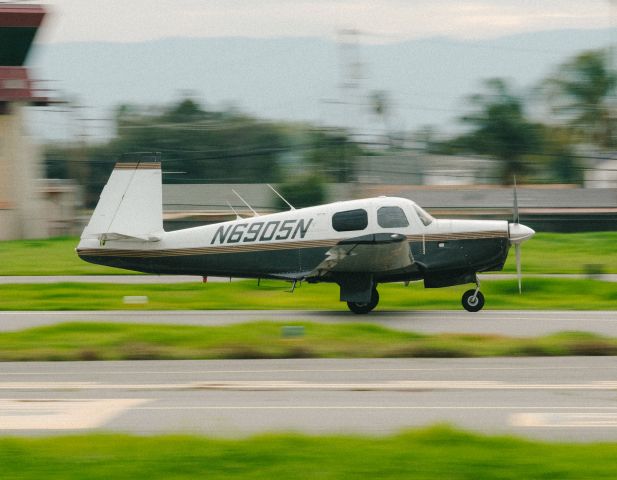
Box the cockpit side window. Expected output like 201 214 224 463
377 206 409 228
414 205 434 226
332 209 368 232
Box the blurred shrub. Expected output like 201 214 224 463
276 174 326 209
387 344 473 358
566 340 617 356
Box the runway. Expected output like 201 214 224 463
1 310 616 337
1 357 617 441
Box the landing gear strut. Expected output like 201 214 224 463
347 288 379 314
462 278 484 312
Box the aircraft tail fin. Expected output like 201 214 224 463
81 153 164 243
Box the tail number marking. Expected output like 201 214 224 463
211 219 313 245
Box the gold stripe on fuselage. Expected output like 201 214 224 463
114 162 161 170
77 231 508 258
406 230 508 242
78 239 338 257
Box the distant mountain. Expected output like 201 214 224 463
28 28 616 139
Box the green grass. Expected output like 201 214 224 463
0 237 135 276
1 232 616 276
1 321 615 361
2 426 617 479
0 278 615 311
501 231 617 274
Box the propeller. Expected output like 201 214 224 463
508 176 535 294
513 176 521 294
515 242 522 294
513 176 519 224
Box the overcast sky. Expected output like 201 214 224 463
31 0 614 44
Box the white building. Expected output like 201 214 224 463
585 159 617 189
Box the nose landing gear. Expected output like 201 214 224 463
462 278 484 312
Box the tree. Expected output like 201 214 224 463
45 99 367 207
539 126 582 185
277 174 326 209
112 99 286 185
369 90 392 146
543 49 616 148
304 128 363 183
452 78 542 183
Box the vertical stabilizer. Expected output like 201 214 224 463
81 153 164 242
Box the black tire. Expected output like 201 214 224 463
347 289 379 314
462 289 485 312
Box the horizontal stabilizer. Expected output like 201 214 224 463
98 232 162 243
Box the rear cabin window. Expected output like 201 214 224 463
377 206 409 228
332 209 368 232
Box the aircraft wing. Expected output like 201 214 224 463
306 233 413 278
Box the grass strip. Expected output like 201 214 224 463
0 237 128 276
500 231 617 274
1 321 616 361
0 278 615 311
1 232 617 276
2 426 617 479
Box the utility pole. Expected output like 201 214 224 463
609 0 617 148
337 28 365 132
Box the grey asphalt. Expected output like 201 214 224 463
2 357 617 441
1 310 616 337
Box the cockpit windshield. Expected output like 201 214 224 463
414 205 434 226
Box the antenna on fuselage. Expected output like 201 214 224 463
232 189 259 217
267 184 295 210
226 200 243 220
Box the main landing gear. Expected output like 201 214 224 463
461 278 484 312
347 288 379 314
344 279 485 314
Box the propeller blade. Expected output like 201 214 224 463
515 243 522 294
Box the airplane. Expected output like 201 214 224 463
77 154 535 314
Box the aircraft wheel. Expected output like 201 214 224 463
347 288 379 314
462 289 484 312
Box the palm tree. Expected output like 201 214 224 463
455 78 542 183
369 90 391 147
543 50 617 148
